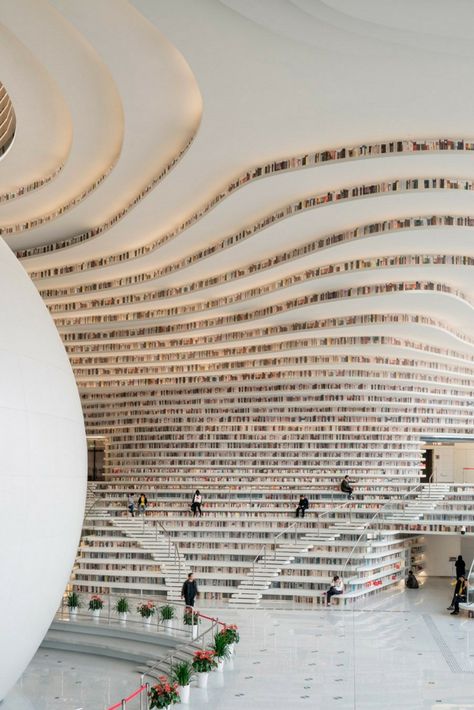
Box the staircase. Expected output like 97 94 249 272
229 528 342 607
81 500 187 601
385 483 451 522
108 516 187 602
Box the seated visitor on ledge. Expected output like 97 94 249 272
326 575 344 606
341 475 354 500
295 494 309 518
449 575 468 615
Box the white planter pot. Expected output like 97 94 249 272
216 659 224 672
144 616 152 627
228 642 235 656
163 618 173 630
179 684 190 704
192 623 198 640
118 612 127 623
91 609 101 618
197 672 208 689
69 607 78 616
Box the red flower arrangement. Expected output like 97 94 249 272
191 649 217 673
88 595 104 611
137 601 156 618
148 676 180 709
220 623 240 644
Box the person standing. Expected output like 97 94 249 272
181 572 199 608
295 494 309 518
127 493 135 517
455 555 466 579
191 490 202 517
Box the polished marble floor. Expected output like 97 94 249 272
3 578 474 710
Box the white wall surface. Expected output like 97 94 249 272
423 535 461 577
0 239 86 700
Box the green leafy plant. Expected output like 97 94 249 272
66 591 81 609
183 610 200 625
148 676 180 709
220 623 240 644
171 660 194 687
137 601 156 618
159 604 176 621
191 650 217 673
115 597 129 613
211 630 231 660
88 595 104 611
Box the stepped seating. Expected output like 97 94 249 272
69 477 430 607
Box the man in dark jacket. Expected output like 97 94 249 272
296 495 309 518
181 572 199 608
455 555 466 579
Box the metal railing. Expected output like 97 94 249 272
106 607 228 709
250 519 300 588
58 592 193 639
340 483 424 580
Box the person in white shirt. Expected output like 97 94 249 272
326 575 344 606
191 490 202 517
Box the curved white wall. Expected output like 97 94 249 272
0 238 86 700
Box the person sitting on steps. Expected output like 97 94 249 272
295 494 309 518
191 489 202 517
326 575 344 606
341 475 354 500
137 492 147 516
405 569 419 589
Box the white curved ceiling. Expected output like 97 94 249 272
1 0 474 478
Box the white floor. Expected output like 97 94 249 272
3 578 474 710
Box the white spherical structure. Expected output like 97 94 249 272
0 238 86 700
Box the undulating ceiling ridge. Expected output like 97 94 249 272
1 0 474 480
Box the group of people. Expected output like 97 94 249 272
406 555 470 617
127 492 148 517
295 476 356 518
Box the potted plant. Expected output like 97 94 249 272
148 675 180 709
137 601 156 626
220 623 240 655
115 597 129 623
88 594 104 618
159 604 176 630
171 661 194 704
191 649 217 688
66 591 81 616
210 630 231 672
183 609 200 639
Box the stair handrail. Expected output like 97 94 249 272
249 518 301 589
157 520 183 588
340 482 424 581
144 603 224 680
317 499 354 537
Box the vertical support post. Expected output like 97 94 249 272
121 700 126 710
